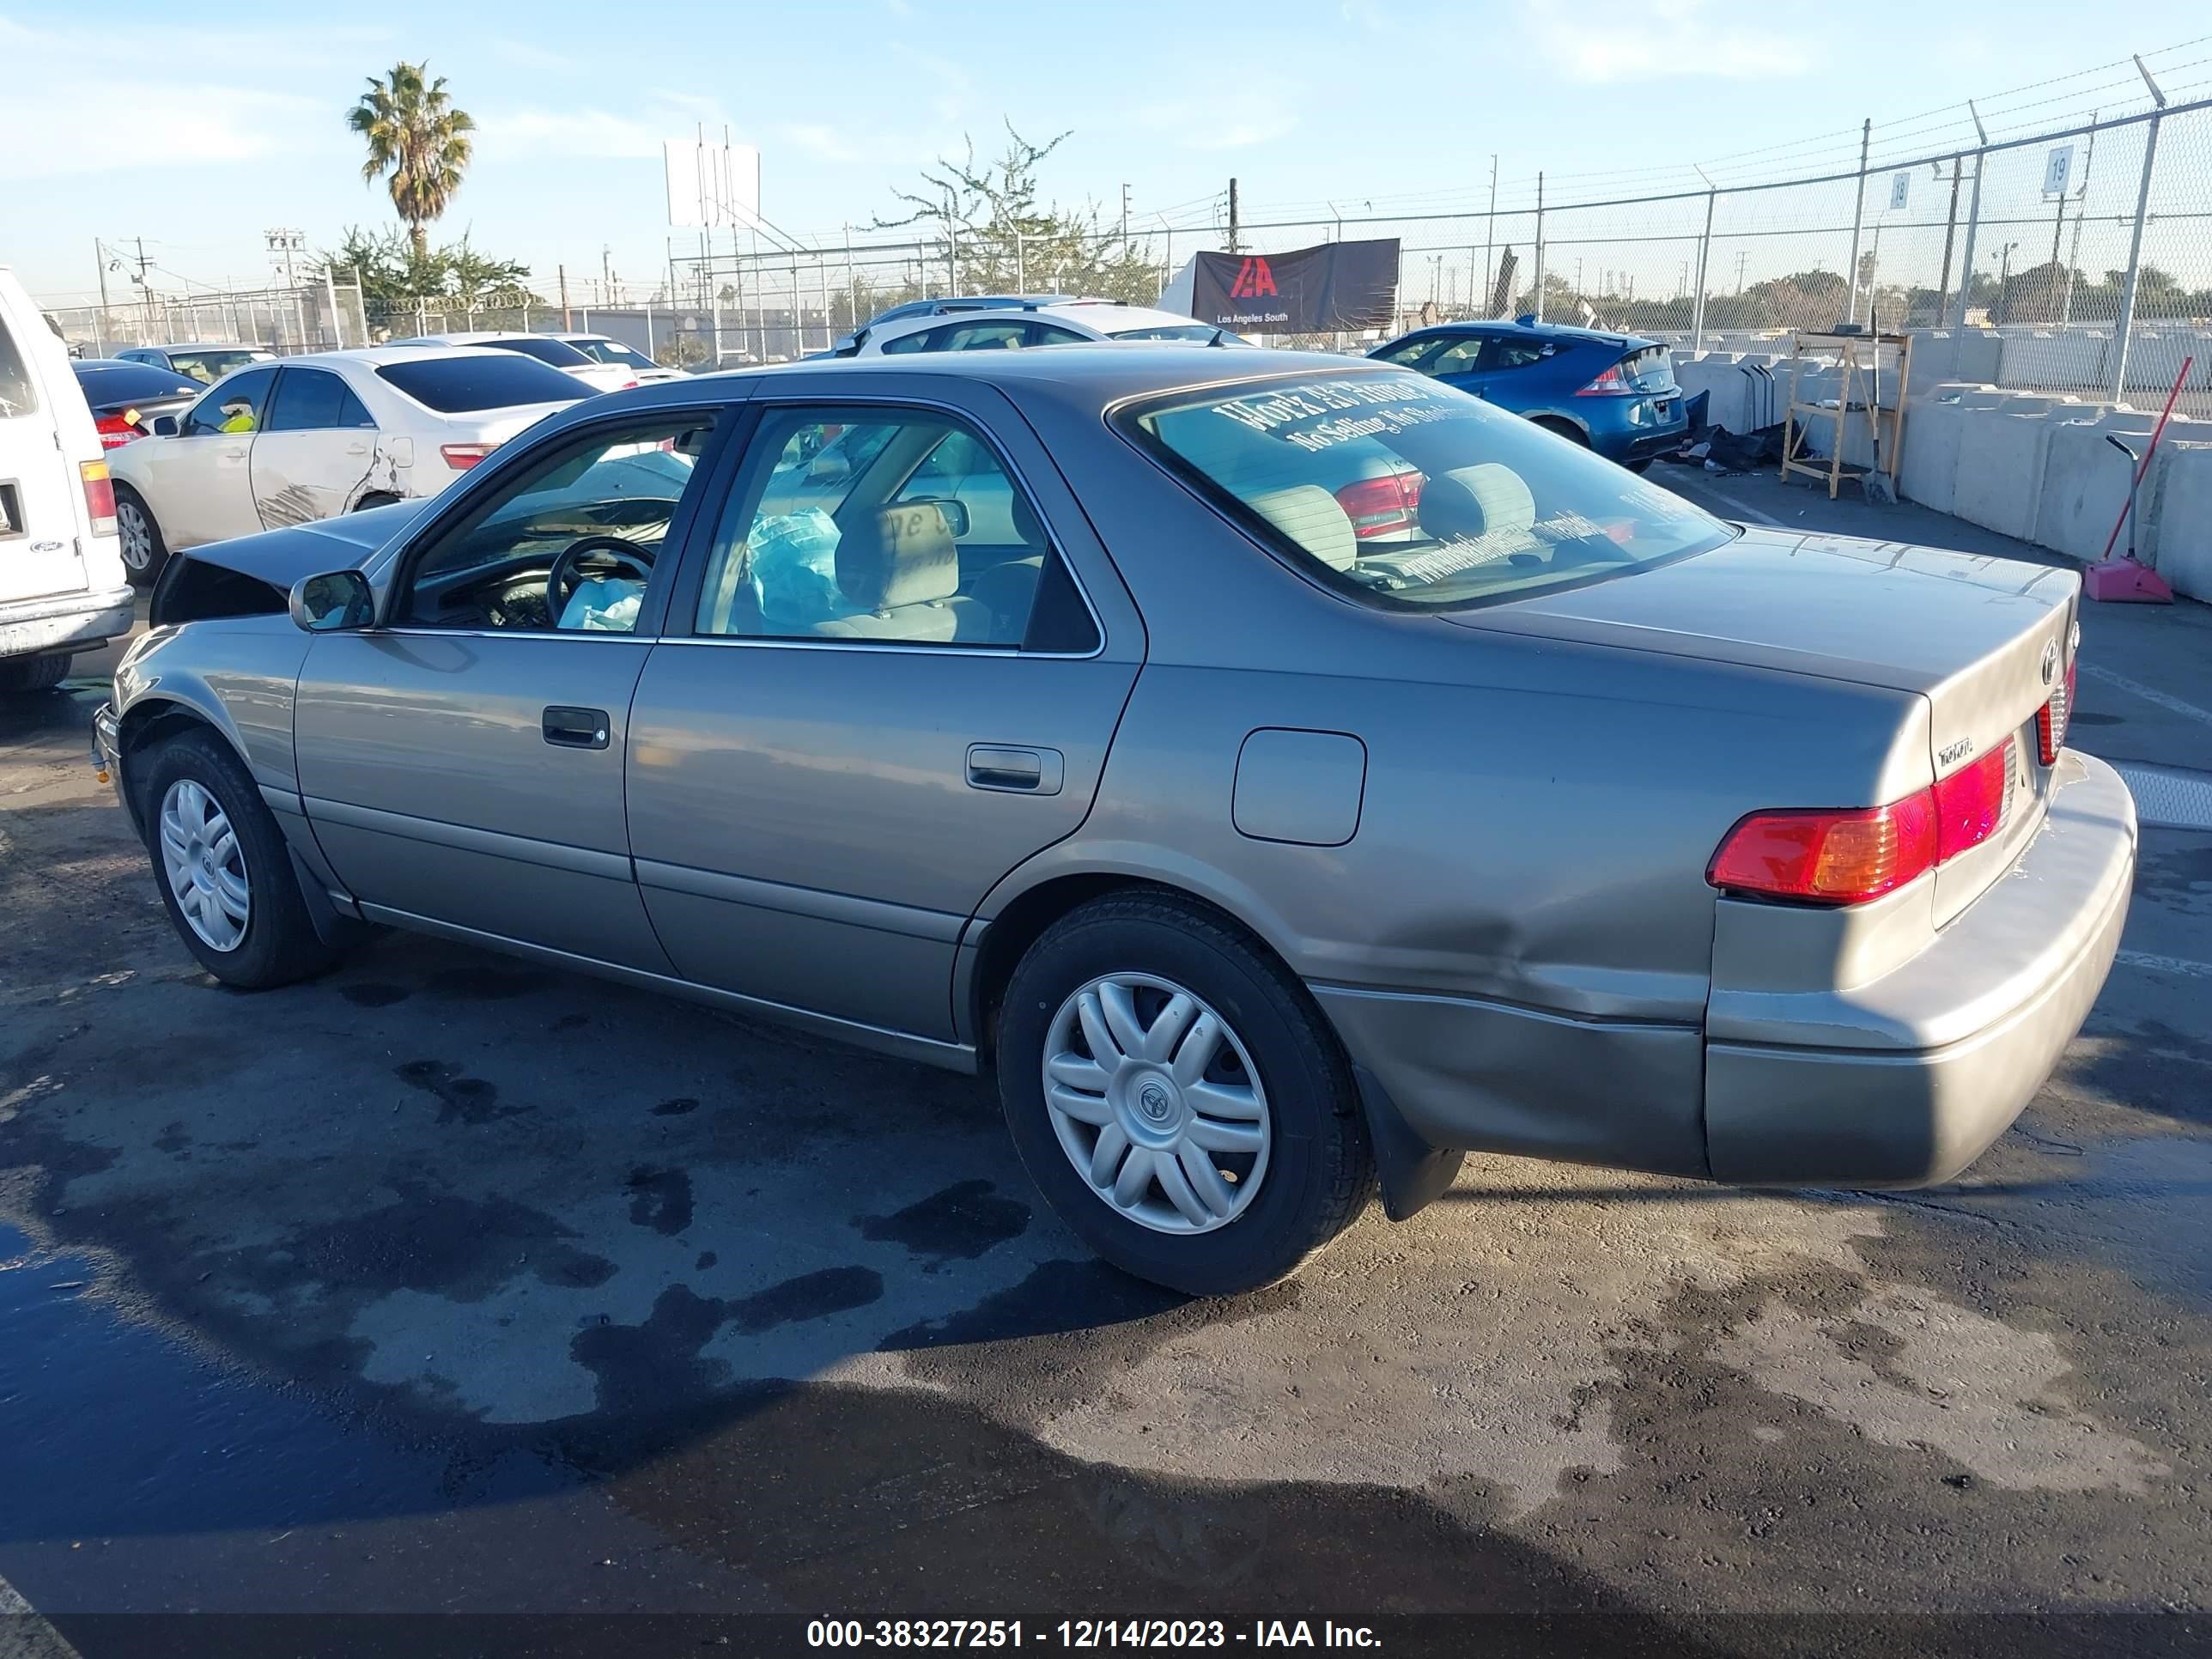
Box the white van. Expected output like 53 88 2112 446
1 266 135 692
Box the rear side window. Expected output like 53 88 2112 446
374 356 585 413
265 368 378 431
1488 337 1553 370
1121 371 1731 610
170 349 271 384
0 313 38 417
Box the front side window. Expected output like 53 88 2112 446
1426 336 1489 375
181 365 279 436
394 416 720 632
695 405 1085 648
0 313 37 416
1109 322 1250 344
1121 371 1731 610
1372 334 1444 369
934 322 1029 352
264 368 377 432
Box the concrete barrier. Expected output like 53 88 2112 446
2148 440 2212 601
1953 395 2078 541
1899 385 2003 517
2032 410 2167 563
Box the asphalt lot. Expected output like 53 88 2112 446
3 469 2211 1657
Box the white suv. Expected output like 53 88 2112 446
0 267 134 692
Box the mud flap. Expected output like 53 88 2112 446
286 845 371 950
1352 1063 1465 1220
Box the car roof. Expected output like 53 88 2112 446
240 345 533 369
131 342 275 354
713 343 1387 408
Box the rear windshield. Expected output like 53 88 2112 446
169 348 270 383
481 336 592 368
571 337 655 369
76 362 198 402
0 313 37 416
1119 371 1731 610
1109 323 1252 344
375 355 586 413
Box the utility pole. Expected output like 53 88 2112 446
1736 250 1748 293
2062 116 2100 325
1936 156 1963 312
93 240 112 354
1226 178 1240 256
1121 182 1131 244
558 264 571 329
1483 155 1497 318
602 245 614 307
1843 118 1870 325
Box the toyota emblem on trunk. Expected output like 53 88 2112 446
2040 640 2060 687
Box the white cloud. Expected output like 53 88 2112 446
1522 0 1808 82
0 80 332 180
475 93 740 162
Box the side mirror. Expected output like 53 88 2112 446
289 569 376 633
150 415 179 437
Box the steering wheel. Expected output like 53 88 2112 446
546 534 657 623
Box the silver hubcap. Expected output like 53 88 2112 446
1042 973 1271 1236
158 778 250 951
118 501 152 571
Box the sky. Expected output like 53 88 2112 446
3 0 2209 306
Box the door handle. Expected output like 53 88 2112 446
344 442 369 455
542 706 611 750
222 447 246 460
966 744 1062 795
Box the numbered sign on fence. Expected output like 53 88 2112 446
2044 144 2075 198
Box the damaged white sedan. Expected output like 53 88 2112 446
106 345 586 586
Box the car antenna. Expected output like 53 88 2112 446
1207 328 1226 347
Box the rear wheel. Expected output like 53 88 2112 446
140 727 338 988
0 653 70 694
1625 458 1654 474
1532 416 1590 448
113 484 168 587
352 491 401 512
997 893 1375 1295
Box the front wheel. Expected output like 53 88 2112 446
0 653 70 693
996 893 1375 1295
140 727 339 988
113 483 169 588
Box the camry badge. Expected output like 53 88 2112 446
2040 639 2060 687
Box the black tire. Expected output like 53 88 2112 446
1624 457 1654 474
138 726 339 989
996 893 1376 1296
113 483 169 588
352 492 402 512
0 653 71 693
1532 416 1591 447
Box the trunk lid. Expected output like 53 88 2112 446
1618 343 1676 394
1449 528 2080 920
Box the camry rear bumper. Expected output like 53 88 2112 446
1313 750 2135 1194
1702 750 2135 1186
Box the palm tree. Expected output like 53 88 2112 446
346 62 475 261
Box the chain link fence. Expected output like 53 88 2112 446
40 283 368 361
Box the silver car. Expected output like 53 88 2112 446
95 349 2136 1295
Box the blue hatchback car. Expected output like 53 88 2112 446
1367 318 1685 470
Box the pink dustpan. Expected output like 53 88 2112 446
2082 556 2173 604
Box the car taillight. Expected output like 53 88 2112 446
619 380 640 390
79 459 117 537
2039 658 2077 764
1708 738 2015 906
94 414 139 449
441 442 495 470
1333 472 1425 538
1575 362 1636 396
